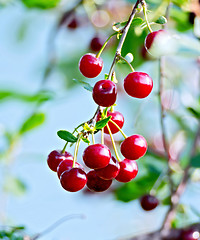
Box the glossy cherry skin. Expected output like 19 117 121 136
124 72 153 99
140 195 159 211
79 53 103 78
60 168 87 192
120 135 147 160
90 36 104 52
47 150 73 172
181 229 200 240
95 156 120 180
97 111 124 134
115 159 138 182
145 29 164 50
83 143 111 169
57 160 83 178
92 80 117 107
86 170 112 192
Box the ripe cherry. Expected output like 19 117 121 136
97 111 124 134
120 135 147 160
140 194 159 211
90 36 104 52
47 150 73 172
92 80 117 107
67 17 79 29
60 168 87 192
83 144 111 169
57 160 83 178
115 159 138 182
79 53 103 78
95 156 120 180
124 72 153 99
86 170 112 192
145 29 164 50
181 228 200 240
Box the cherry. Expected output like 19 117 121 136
120 134 147 160
145 29 164 50
92 80 117 107
95 156 120 180
60 168 87 192
123 72 153 99
181 228 200 240
90 36 104 52
140 194 159 211
86 170 112 192
83 143 111 169
115 159 138 182
97 111 124 134
57 160 83 178
47 150 73 172
79 53 103 78
67 17 79 29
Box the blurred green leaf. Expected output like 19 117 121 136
155 16 167 24
57 130 78 143
95 116 111 130
113 17 144 32
22 0 60 9
191 154 200 168
73 79 93 92
170 8 192 32
19 113 45 135
3 177 26 196
187 107 200 119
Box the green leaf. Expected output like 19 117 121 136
155 16 167 24
187 107 200 119
95 116 111 130
19 113 45 135
104 74 109 80
22 0 60 9
81 137 90 144
191 154 200 168
3 177 26 196
57 130 78 143
73 79 93 92
113 17 143 32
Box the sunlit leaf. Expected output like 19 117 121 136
57 130 78 143
22 0 60 9
95 116 111 130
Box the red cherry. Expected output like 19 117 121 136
115 159 138 182
92 80 117 107
97 111 124 134
120 135 147 160
79 53 103 78
90 36 104 52
140 194 159 211
181 228 200 240
83 144 111 169
67 17 79 29
124 72 153 99
145 30 164 50
86 170 112 192
57 160 83 178
95 156 120 180
60 168 87 192
47 150 73 172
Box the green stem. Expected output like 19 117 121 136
101 128 104 145
92 132 95 144
109 119 127 138
96 32 117 58
73 135 82 168
142 2 153 33
117 54 135 72
61 142 67 154
106 124 121 162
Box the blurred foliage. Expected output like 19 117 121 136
0 226 25 240
3 177 26 196
22 0 60 9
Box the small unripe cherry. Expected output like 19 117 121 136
57 160 83 178
115 159 138 183
86 170 112 192
79 53 103 78
92 80 117 107
140 194 159 211
47 150 73 172
120 135 147 160
60 168 87 192
124 72 153 99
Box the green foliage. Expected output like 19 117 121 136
155 16 167 24
19 113 45 135
191 154 200 168
187 107 200 119
73 79 93 92
3 177 26 196
95 116 111 130
113 17 144 32
57 130 78 143
0 226 25 240
170 8 192 32
22 0 60 9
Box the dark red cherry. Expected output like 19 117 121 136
124 72 153 99
90 36 104 52
92 80 117 107
67 17 78 29
60 168 87 192
86 170 112 192
95 156 120 180
181 228 200 240
120 135 147 160
145 29 164 50
97 111 124 134
79 53 103 78
83 144 111 169
140 194 159 211
47 150 73 172
57 160 83 178
115 159 138 182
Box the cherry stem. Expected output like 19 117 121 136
73 134 82 168
109 119 127 138
106 124 121 162
96 32 117 58
110 106 114 112
117 54 135 72
92 132 95 144
101 128 104 145
142 1 153 33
